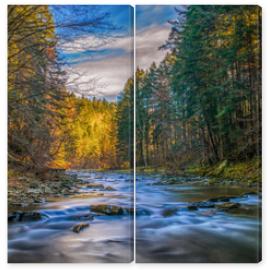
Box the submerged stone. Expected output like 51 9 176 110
199 209 217 216
69 214 94 221
192 201 215 208
152 178 180 185
72 223 89 233
136 208 152 216
162 207 178 217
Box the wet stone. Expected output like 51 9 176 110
90 204 132 215
192 201 215 208
208 196 236 202
83 183 105 189
226 205 259 216
187 205 198 211
74 214 94 221
105 186 116 191
162 207 178 217
8 211 48 222
216 202 240 211
72 223 89 233
136 208 152 216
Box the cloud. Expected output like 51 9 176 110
60 34 133 100
65 53 133 100
136 25 170 70
60 21 171 99
59 35 133 55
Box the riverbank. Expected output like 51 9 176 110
8 158 261 210
8 169 81 212
187 158 261 184
137 158 261 187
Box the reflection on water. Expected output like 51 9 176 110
8 171 134 263
136 173 261 263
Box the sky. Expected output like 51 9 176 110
136 5 181 70
49 5 179 100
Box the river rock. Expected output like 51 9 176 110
216 202 240 211
136 208 152 216
105 186 116 191
225 205 259 216
71 214 94 221
72 223 89 233
153 178 178 185
8 211 48 222
162 207 178 217
27 188 42 194
192 201 215 208
90 204 131 215
29 182 40 189
84 183 105 189
200 209 217 216
187 205 198 211
208 196 236 202
33 197 46 204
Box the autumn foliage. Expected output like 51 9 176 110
8 5 131 172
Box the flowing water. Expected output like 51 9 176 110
136 173 261 263
8 171 261 263
8 171 134 263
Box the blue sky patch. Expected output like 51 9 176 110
136 5 179 30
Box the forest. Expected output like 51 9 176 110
8 5 261 178
135 5 261 177
8 5 133 174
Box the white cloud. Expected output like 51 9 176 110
59 35 133 54
61 35 133 100
61 24 170 99
136 25 170 70
65 53 133 100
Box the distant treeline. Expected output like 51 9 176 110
134 6 261 168
8 5 133 172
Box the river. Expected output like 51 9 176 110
8 171 261 263
136 173 261 263
8 171 134 263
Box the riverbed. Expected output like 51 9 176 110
8 171 134 263
8 171 261 263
